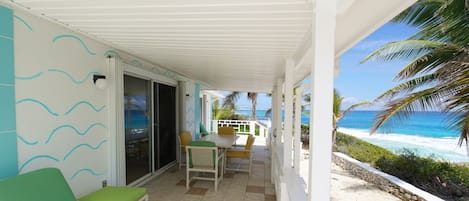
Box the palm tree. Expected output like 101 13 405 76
331 89 371 144
302 89 370 144
222 92 258 120
361 0 469 149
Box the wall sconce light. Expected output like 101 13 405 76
93 74 107 90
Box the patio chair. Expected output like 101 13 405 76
225 135 255 175
186 141 224 192
217 126 235 135
178 131 192 169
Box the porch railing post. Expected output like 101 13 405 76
283 59 294 170
294 86 303 175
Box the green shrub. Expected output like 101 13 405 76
335 132 395 165
335 132 469 200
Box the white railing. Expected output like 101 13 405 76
211 120 268 137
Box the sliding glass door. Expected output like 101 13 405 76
124 75 151 184
154 83 177 170
123 74 177 184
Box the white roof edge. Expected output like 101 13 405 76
202 90 225 99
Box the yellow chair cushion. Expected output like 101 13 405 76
226 148 250 158
218 127 235 135
179 131 192 146
227 135 255 159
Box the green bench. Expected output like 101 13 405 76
0 168 148 201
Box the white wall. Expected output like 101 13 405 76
12 9 193 197
182 81 197 138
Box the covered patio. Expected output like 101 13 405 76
0 0 416 200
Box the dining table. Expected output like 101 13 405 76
201 134 239 148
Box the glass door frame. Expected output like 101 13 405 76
123 72 153 186
117 63 179 187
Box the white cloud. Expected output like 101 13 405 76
353 39 393 51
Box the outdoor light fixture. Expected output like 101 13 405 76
93 74 107 90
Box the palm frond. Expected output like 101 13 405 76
361 40 447 64
371 87 446 133
340 101 372 120
394 46 464 80
374 74 439 101
222 92 240 109
391 0 446 27
333 89 343 118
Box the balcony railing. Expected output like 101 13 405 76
211 119 268 137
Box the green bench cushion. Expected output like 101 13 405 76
78 186 146 201
0 168 77 201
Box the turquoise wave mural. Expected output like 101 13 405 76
65 101 106 115
45 123 107 144
19 155 60 172
52 34 96 55
63 140 107 161
17 134 39 145
104 50 120 58
48 69 100 84
16 98 59 117
70 168 106 180
15 72 43 80
14 15 33 31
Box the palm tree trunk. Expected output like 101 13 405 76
252 99 257 120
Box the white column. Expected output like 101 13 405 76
270 88 277 184
308 0 336 200
250 121 256 135
275 79 284 145
283 59 294 170
294 86 303 174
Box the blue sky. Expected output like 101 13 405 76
230 23 419 111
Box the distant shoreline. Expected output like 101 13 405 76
338 127 469 162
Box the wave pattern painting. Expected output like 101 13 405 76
52 34 96 55
63 140 107 160
48 69 100 84
16 98 59 116
14 15 33 31
19 155 60 172
17 134 39 145
15 72 43 80
65 101 106 115
45 123 107 144
70 168 106 180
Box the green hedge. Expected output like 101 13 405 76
334 132 395 165
335 132 469 200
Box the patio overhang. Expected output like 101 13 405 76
7 0 414 93
2 0 417 200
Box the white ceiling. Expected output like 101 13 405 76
10 0 415 93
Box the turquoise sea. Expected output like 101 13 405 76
236 110 469 162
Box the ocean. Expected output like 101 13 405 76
236 110 469 162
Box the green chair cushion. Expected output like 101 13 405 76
78 186 146 201
0 168 77 201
